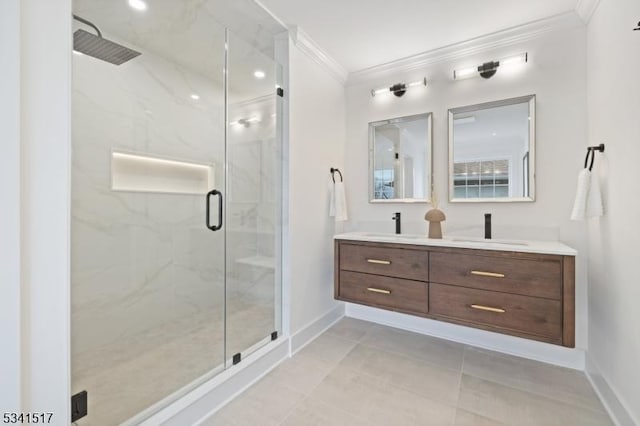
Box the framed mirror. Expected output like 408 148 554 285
369 112 433 203
448 95 535 203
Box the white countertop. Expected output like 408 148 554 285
334 232 577 256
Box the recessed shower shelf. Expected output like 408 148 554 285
235 255 275 269
111 150 214 195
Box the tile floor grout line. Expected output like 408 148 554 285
455 345 469 407
276 394 309 426
461 347 607 414
357 339 464 373
332 347 460 410
459 370 611 416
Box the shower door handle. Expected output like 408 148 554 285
206 189 223 231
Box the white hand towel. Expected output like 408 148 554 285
586 171 603 218
334 181 348 221
571 169 591 221
329 180 348 222
571 168 604 221
328 177 336 217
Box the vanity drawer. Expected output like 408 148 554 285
430 252 562 300
430 283 562 339
339 243 428 281
339 270 428 315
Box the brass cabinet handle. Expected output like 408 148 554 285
470 304 506 313
470 270 505 278
367 259 391 265
367 287 391 295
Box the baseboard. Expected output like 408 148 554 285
290 304 345 354
585 355 637 426
346 303 585 370
135 338 289 426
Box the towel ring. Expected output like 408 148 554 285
330 167 343 183
584 144 605 171
584 149 595 171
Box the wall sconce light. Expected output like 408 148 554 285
371 77 427 97
229 117 261 127
453 53 528 80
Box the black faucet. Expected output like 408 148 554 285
484 213 492 239
393 212 401 234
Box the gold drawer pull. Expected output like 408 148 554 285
470 270 505 278
367 259 391 265
470 304 506 313
367 287 391 295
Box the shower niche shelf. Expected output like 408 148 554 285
235 255 275 269
111 150 214 195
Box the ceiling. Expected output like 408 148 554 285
260 0 579 72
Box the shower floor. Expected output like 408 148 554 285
72 296 274 426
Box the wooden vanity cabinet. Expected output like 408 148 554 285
334 240 575 347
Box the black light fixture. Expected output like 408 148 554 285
371 77 427 97
478 61 500 79
453 53 528 80
634 21 640 30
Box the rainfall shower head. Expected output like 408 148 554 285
72 15 141 65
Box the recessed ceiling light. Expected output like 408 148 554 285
128 0 147 11
190 94 200 100
253 70 266 79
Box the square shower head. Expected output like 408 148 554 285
73 29 141 65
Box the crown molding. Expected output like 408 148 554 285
575 0 601 24
347 11 584 86
289 26 348 85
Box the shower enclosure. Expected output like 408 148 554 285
70 2 285 424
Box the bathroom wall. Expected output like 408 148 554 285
344 21 590 349
288 39 346 335
13 0 73 417
0 0 22 412
586 0 640 422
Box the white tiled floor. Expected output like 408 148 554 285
204 318 612 426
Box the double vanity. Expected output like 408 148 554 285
334 232 576 347
349 93 577 347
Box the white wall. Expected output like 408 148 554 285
586 0 640 423
345 24 590 350
20 0 72 422
0 0 22 413
288 39 346 334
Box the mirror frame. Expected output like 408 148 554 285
448 95 536 203
368 112 433 204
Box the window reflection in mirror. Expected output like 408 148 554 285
448 95 535 202
369 113 432 203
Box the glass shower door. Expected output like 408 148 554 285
70 6 227 424
225 30 283 363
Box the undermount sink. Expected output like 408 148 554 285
360 232 424 239
448 237 529 246
357 233 529 246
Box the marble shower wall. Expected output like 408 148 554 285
71 36 227 370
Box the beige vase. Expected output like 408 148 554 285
425 208 446 239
